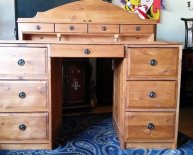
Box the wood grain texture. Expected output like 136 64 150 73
50 44 124 57
127 47 179 80
55 24 88 33
0 81 47 111
10 0 182 150
0 143 51 150
0 47 47 76
125 112 175 141
126 81 177 109
88 24 119 33
19 23 54 32
126 142 174 149
49 57 62 148
22 33 154 42
0 113 48 141
17 0 157 24
120 25 154 34
113 57 127 148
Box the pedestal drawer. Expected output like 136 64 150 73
126 81 177 109
0 81 47 111
0 47 47 76
125 112 175 141
127 47 179 79
0 113 48 141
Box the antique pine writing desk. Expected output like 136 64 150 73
0 0 182 150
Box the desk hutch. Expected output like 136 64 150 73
0 0 182 150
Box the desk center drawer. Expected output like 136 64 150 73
0 81 47 110
50 45 124 57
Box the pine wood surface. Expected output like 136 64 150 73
0 81 47 111
0 0 182 150
17 0 157 24
126 81 177 109
0 47 47 76
49 44 124 57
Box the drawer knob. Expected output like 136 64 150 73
149 59 157 66
149 91 156 98
19 124 26 131
136 26 141 31
19 92 26 99
147 123 154 130
102 26 107 31
69 26 75 30
18 59 25 66
84 49 90 55
35 25 41 30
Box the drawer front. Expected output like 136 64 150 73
19 23 54 32
50 45 124 57
55 24 87 33
120 25 154 34
0 113 48 141
88 24 119 33
125 112 175 141
126 81 177 109
127 48 179 79
0 47 47 76
0 81 47 110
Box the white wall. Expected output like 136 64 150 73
112 0 193 45
0 0 15 40
157 0 192 43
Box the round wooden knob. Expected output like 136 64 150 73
19 124 26 131
147 123 154 130
84 49 90 55
149 91 156 98
18 59 25 66
69 26 75 30
19 92 26 99
101 26 107 31
136 26 141 31
149 59 157 66
35 25 41 30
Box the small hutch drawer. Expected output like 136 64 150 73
125 112 175 141
55 24 87 33
0 81 47 111
88 24 119 33
0 113 48 141
19 23 54 32
50 44 124 57
0 47 47 76
120 25 154 34
127 47 179 79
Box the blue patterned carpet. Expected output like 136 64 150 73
1 112 193 155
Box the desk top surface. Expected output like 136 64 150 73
0 40 181 46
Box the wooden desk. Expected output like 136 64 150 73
0 0 182 150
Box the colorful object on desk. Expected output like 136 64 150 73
121 0 161 22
